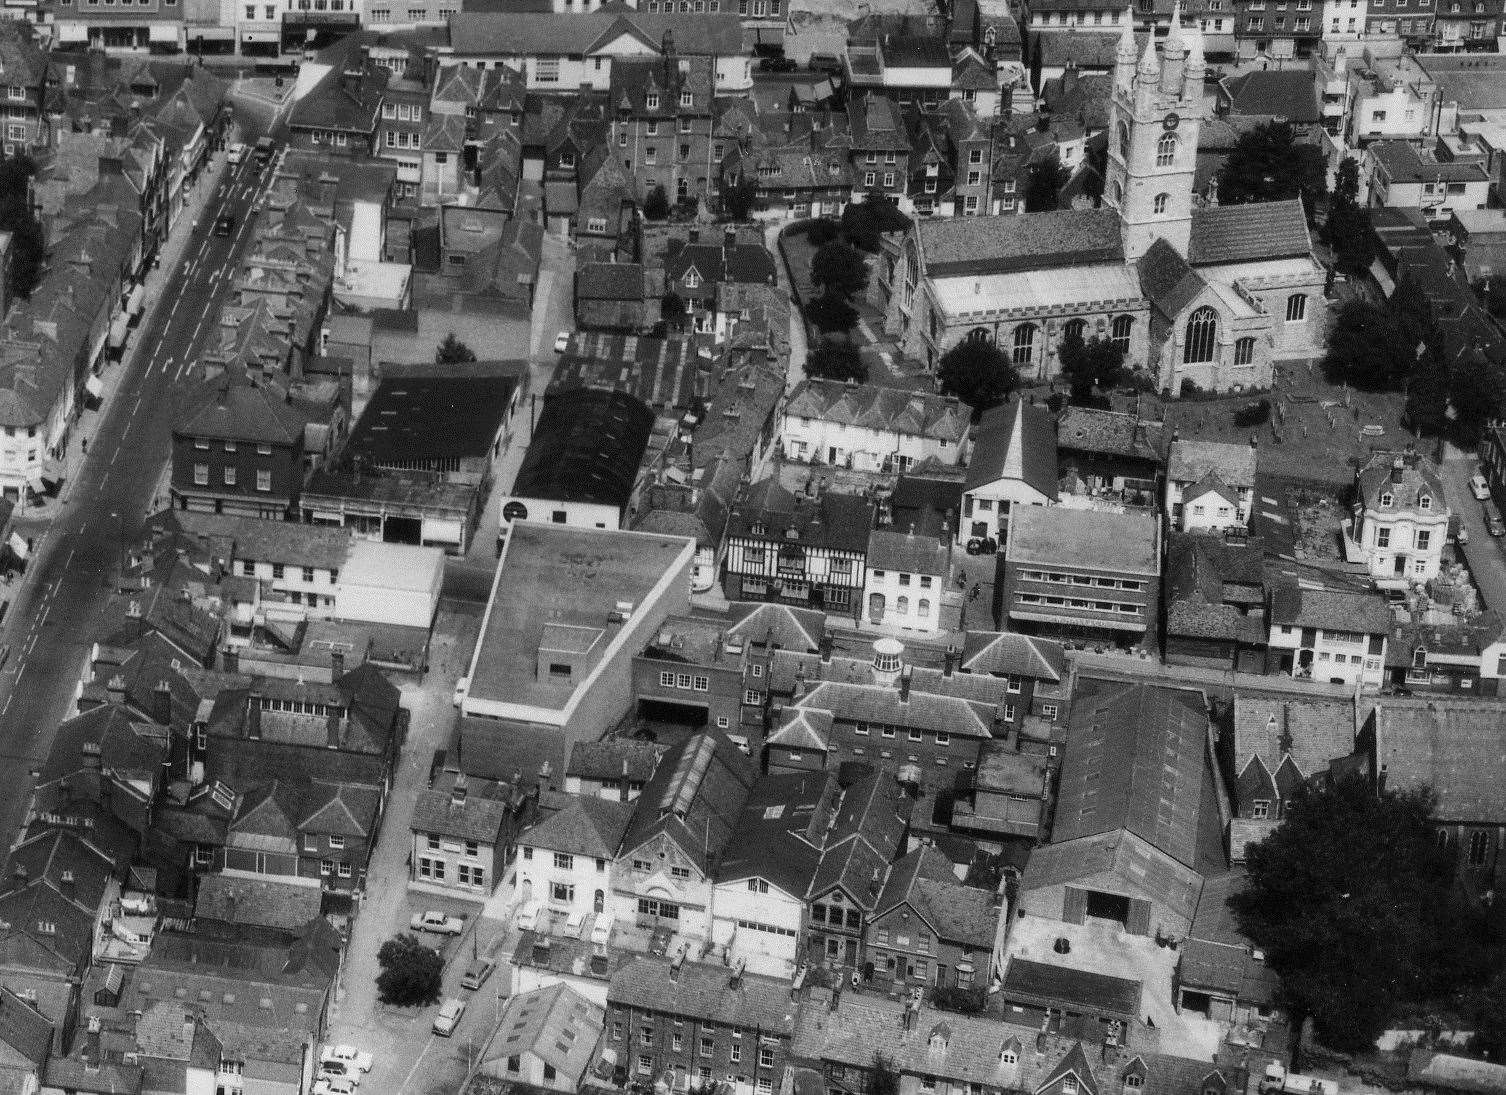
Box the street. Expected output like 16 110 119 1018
0 94 287 844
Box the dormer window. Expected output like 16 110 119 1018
1064 1078 1080 1095
1125 1076 1145 1091
1414 646 1427 668
646 92 660 109
680 90 693 107
1000 1050 1018 1066
1419 494 1432 510
784 527 799 541
1380 492 1394 508
684 269 701 289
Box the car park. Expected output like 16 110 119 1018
461 958 495 990
433 998 466 1036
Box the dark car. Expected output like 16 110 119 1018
213 214 235 236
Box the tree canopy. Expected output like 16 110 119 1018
1323 156 1374 279
937 339 1017 412
644 184 671 221
804 293 858 335
805 342 867 383
721 176 759 221
1234 773 1499 1053
435 332 477 365
0 156 44 300
375 934 443 1007
1215 121 1327 213
1025 160 1071 213
810 240 869 299
840 195 910 253
1321 300 1420 390
1058 333 1126 404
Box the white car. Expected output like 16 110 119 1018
227 142 247 165
322 1046 373 1073
553 331 571 354
1471 473 1491 500
433 997 466 1036
313 1079 358 1095
410 910 465 935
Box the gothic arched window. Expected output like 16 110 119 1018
1184 307 1218 364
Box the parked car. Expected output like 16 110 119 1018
1471 472 1491 500
1486 499 1505 537
213 214 235 237
321 1046 373 1073
433 998 466 1036
410 910 465 935
227 142 247 164
461 958 495 990
313 1080 358 1095
318 1060 358 1082
253 136 276 164
554 331 571 354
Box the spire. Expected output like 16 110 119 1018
1164 1 1186 53
1137 29 1160 77
1160 1 1186 92
1185 13 1206 83
1117 4 1138 61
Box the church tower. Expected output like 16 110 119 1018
1104 3 1203 262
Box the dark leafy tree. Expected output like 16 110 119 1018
375 934 443 1007
931 983 988 1015
1477 277 1506 321
644 184 671 221
938 339 1017 412
1321 300 1417 390
1471 973 1506 1060
662 290 687 327
1233 774 1463 1053
1233 399 1272 428
1058 333 1126 403
1404 363 1451 437
722 176 759 221
0 156 44 300
1216 121 1328 214
435 332 476 365
840 194 910 252
805 219 841 247
1449 350 1506 445
810 240 869 299
869 1054 901 1095
1025 160 1071 213
805 343 867 383
1324 158 1373 279
804 293 858 334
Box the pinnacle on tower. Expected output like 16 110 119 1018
1185 12 1206 80
1138 27 1161 77
1164 1 1186 53
1161 0 1186 92
1117 3 1138 60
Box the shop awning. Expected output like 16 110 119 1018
1008 608 1146 633
55 23 89 42
188 25 236 39
85 375 105 399
7 533 27 560
148 22 179 41
109 314 130 350
127 284 147 316
238 29 280 41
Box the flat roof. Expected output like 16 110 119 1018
466 523 693 712
338 539 445 593
1008 505 1159 575
345 375 517 465
930 262 1143 317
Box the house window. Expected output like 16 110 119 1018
256 469 271 492
1285 293 1307 322
1416 530 1432 551
1184 307 1217 363
193 464 208 486
554 852 574 870
552 881 574 903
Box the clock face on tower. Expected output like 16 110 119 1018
1163 113 1181 131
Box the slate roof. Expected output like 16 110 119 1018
1163 532 1267 643
448 11 746 58
520 795 634 859
1021 828 1205 927
567 739 665 784
966 397 1058 496
785 380 969 445
1219 69 1321 123
0 985 52 1071
1052 680 1211 870
806 767 911 904
918 208 1124 278
484 983 604 1084
346 376 518 465
619 731 757 873
609 956 797 1033
1373 697 1506 825
1356 450 1444 512
578 262 646 302
176 377 309 447
867 529 949 577
876 845 999 949
1232 692 1355 781
725 479 875 556
1188 200 1312 266
960 632 1068 683
1137 239 1208 320
1003 958 1142 1021
1055 405 1167 465
715 772 836 897
512 388 655 510
1167 439 1257 488
412 774 516 846
726 602 826 652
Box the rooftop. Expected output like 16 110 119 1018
1007 505 1158 574
1373 697 1506 825
511 388 656 511
345 375 518 466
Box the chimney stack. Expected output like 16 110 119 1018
452 774 469 808
899 666 912 703
1391 455 1405 483
329 648 345 678
620 758 631 803
943 645 958 678
819 634 834 664
152 679 172 726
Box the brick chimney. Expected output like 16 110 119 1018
152 679 172 726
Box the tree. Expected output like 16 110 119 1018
805 343 867 383
1216 121 1328 214
644 184 671 221
375 934 443 1007
435 332 476 365
804 293 858 335
938 339 1018 412
662 290 687 328
1448 350 1506 445
1324 158 1373 279
805 219 841 247
1058 333 1126 404
840 194 910 253
1404 363 1451 437
1321 300 1417 390
869 1054 901 1095
721 176 759 221
1232 774 1464 1052
1025 160 1070 213
1478 277 1506 322
810 240 869 300
0 156 44 300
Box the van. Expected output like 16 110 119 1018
1486 500 1504 537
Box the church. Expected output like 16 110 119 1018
879 7 1328 396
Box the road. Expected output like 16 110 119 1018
0 100 287 845
1437 450 1506 614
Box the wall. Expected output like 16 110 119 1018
710 879 803 977
517 843 613 924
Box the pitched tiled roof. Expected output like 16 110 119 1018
520 795 633 859
960 632 1068 683
966 397 1057 496
194 875 323 931
1188 200 1312 266
726 603 825 652
176 377 309 447
1232 693 1355 782
1021 828 1205 926
609 956 798 1032
1167 439 1257 488
1356 450 1444 512
866 529 949 577
412 774 515 845
1137 238 1208 319
567 739 665 783
448 11 746 57
578 262 646 302
485 983 604 1084
1219 69 1321 123
619 731 757 872
785 380 970 444
1268 583 1391 634
919 208 1124 277
1056 405 1167 464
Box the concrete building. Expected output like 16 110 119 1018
1366 139 1491 220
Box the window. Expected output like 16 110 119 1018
1156 132 1177 167
1153 192 1169 215
1041 703 1059 718
1285 293 1307 322
1252 799 1270 819
1381 492 1394 508
1468 830 1490 866
536 58 560 82
671 866 692 881
1184 306 1217 364
1416 530 1432 552
551 881 574 903
1377 527 1391 549
1111 314 1134 354
256 469 271 492
464 841 479 857
1234 336 1255 366
1011 324 1036 366
1420 494 1433 511
193 464 208 486
554 852 574 870
701 1038 715 1058
329 835 345 850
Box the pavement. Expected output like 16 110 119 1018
764 219 809 393
1436 446 1506 613
0 92 291 846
